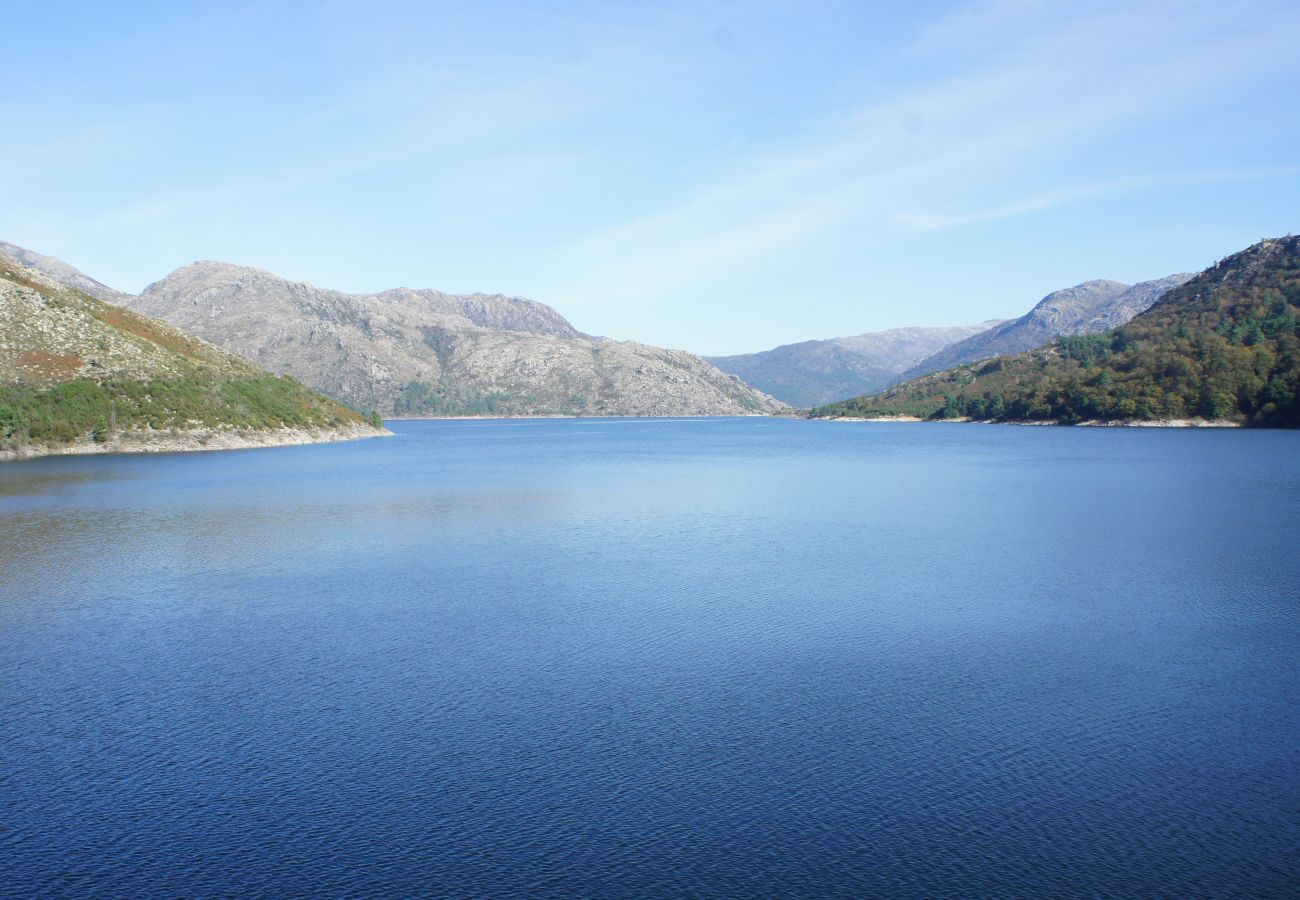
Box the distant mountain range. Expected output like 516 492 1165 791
704 323 1002 408
897 275 1194 382
710 274 1192 408
0 251 380 458
5 246 786 418
813 236 1300 427
10 236 1286 430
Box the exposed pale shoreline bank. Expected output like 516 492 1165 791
1 415 1254 462
0 422 390 462
820 416 1242 427
385 413 778 420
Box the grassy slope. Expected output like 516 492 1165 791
812 236 1300 428
0 257 372 451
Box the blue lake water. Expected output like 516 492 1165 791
2 418 1298 897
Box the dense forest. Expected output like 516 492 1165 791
812 236 1300 427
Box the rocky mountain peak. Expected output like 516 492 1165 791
897 274 1191 383
1023 279 1130 326
141 260 318 299
120 257 784 416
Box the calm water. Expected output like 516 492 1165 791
2 419 1298 897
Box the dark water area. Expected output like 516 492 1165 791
2 419 1298 897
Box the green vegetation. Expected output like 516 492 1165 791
0 376 366 452
812 236 1300 428
1 254 374 453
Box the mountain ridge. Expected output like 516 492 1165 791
140 260 586 340
705 322 1003 407
0 241 134 305
0 245 785 418
811 236 1300 427
896 274 1194 382
0 251 385 459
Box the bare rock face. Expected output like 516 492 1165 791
898 275 1193 382
1075 274 1194 332
124 261 785 416
705 322 1004 408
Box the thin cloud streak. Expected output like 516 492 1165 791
543 0 1300 315
899 167 1300 230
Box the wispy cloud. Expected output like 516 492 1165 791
898 166 1300 230
5 0 1298 347
543 0 1300 306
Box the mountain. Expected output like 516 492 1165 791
812 236 1300 427
704 322 1002 408
0 252 383 459
1072 275 1194 333
706 274 1191 410
0 241 133 305
118 259 784 417
897 275 1194 382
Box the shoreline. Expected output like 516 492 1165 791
0 422 390 463
385 413 779 421
818 415 1242 428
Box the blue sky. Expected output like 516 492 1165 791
4 0 1299 354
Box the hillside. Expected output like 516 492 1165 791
812 237 1300 427
111 259 785 417
705 322 1000 407
897 275 1193 381
0 241 133 305
0 253 383 458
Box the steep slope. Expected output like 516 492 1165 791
704 322 1002 407
898 275 1193 381
125 261 784 416
812 237 1300 427
0 241 133 304
0 253 383 458
1073 274 1193 332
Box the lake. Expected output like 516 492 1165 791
2 418 1298 897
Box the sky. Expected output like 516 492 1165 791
4 0 1299 355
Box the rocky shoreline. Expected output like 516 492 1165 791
821 415 1241 427
0 422 389 462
